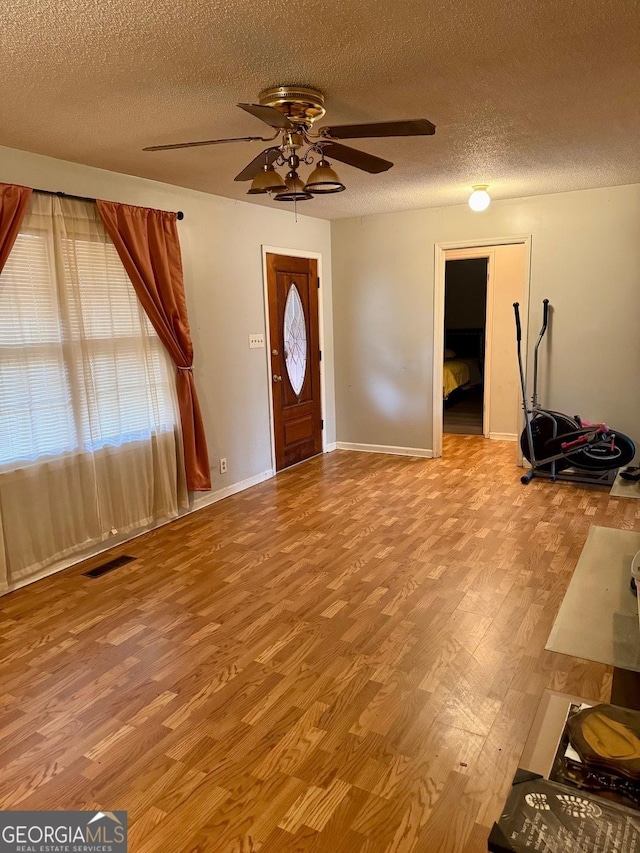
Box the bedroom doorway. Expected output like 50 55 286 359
443 258 488 436
432 237 531 459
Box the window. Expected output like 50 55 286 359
0 198 178 468
0 193 186 590
284 282 307 397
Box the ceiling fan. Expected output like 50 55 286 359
144 85 436 202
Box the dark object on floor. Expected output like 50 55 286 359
489 769 640 852
514 299 635 485
83 555 136 578
620 466 640 481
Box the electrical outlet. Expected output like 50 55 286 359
219 457 227 474
249 334 265 349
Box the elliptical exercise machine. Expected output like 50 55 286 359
514 299 635 485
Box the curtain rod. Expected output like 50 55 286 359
32 188 185 220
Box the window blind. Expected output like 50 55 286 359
0 217 177 468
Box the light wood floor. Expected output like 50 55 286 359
1 436 638 852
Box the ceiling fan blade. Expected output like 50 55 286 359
319 118 436 140
234 147 282 182
319 141 393 174
143 135 272 152
238 103 294 130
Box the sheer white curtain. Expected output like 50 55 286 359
0 193 187 590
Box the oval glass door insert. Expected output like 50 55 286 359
284 283 307 396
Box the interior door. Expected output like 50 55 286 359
266 253 322 471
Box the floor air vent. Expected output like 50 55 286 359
83 555 137 578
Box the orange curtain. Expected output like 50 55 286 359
0 184 32 273
96 200 211 491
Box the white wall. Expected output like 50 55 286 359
0 145 335 496
332 184 640 452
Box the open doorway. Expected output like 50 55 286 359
443 258 488 436
433 237 531 459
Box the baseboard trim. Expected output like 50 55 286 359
5 468 275 596
7 513 182 595
335 442 434 458
190 469 274 511
324 442 337 452
489 432 518 442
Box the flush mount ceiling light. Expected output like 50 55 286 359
468 184 491 212
143 85 436 204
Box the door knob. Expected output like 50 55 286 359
272 349 279 356
273 374 282 382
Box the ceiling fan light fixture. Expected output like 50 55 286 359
273 170 313 202
468 184 491 212
144 85 437 205
247 163 288 194
304 158 345 194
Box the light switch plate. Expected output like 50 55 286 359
249 334 265 348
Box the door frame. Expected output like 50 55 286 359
261 246 327 474
433 235 532 459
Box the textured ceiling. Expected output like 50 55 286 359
1 0 639 219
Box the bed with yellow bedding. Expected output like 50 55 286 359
443 357 483 399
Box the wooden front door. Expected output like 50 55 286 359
266 253 322 471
